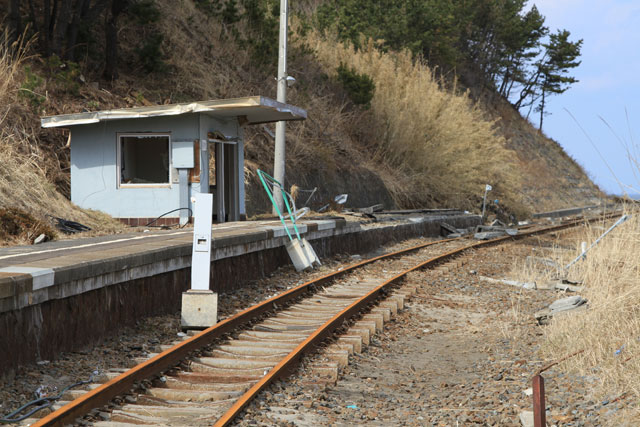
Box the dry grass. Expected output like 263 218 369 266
305 33 526 212
0 37 123 244
541 210 640 420
150 6 532 213
0 0 602 237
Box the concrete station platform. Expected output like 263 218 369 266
0 212 480 376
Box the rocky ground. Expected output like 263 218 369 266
0 236 441 421
1 229 622 426
236 234 623 426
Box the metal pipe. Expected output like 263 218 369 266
272 0 288 214
564 214 631 269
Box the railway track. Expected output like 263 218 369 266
18 214 617 426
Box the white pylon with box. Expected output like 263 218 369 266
181 193 218 330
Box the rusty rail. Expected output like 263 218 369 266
214 215 615 425
33 212 619 426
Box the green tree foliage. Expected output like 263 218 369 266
534 30 583 130
315 0 581 120
19 66 46 109
316 0 461 65
129 0 167 73
240 0 280 65
194 0 280 65
336 62 375 108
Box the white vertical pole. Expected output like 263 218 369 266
272 0 288 214
481 184 492 222
190 193 213 290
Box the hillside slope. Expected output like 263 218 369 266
492 98 603 210
0 0 603 244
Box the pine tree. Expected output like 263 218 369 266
535 29 582 130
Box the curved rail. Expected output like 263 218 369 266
214 215 613 426
33 213 617 426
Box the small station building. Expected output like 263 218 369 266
41 96 306 225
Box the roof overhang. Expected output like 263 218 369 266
41 96 307 129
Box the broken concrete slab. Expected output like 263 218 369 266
473 225 518 239
474 231 507 240
479 276 537 290
535 295 588 325
549 295 586 311
439 222 459 236
491 219 507 227
357 204 384 214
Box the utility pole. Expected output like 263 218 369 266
272 0 288 214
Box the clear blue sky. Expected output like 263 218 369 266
527 0 640 196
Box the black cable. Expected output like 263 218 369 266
45 215 92 234
0 371 98 424
144 207 193 229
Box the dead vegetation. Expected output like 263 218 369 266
538 211 640 421
0 36 123 244
0 0 605 244
307 33 526 212
0 207 56 244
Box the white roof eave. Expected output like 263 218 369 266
41 96 307 128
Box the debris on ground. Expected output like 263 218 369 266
357 204 384 215
33 234 48 244
474 225 518 240
47 215 92 234
534 278 584 292
439 222 457 235
439 222 472 238
479 276 537 290
535 295 588 325
318 194 349 213
245 232 614 425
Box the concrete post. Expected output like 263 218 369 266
178 169 189 226
481 184 492 222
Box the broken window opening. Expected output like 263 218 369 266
119 134 170 186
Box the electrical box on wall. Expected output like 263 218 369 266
172 140 195 168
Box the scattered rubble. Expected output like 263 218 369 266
474 225 518 240
239 234 615 426
535 295 588 325
438 222 474 238
357 204 384 214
